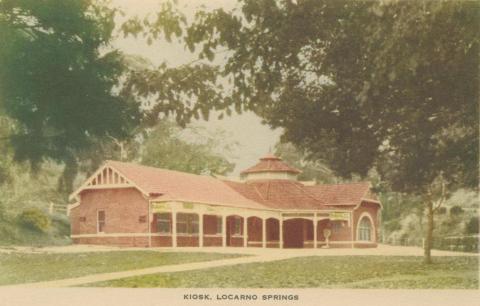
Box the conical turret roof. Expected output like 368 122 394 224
240 154 301 175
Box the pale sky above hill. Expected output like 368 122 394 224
111 0 282 176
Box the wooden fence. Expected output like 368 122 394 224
48 202 67 214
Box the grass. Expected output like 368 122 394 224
0 251 244 285
90 256 479 289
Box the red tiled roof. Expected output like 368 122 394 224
240 154 301 175
96 161 376 211
107 161 266 210
305 182 372 206
223 180 327 210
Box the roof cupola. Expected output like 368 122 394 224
240 154 301 181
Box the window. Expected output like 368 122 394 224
155 213 171 234
215 216 222 234
358 217 372 241
232 217 242 236
97 210 105 233
176 213 199 235
138 215 146 223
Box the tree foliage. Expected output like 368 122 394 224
0 0 140 166
180 0 478 195
0 0 236 194
273 142 337 183
140 120 235 176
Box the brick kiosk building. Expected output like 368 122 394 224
68 154 381 248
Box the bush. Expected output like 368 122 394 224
436 207 447 214
50 213 71 237
17 208 51 232
384 219 401 232
434 236 479 253
450 205 464 215
465 217 479 235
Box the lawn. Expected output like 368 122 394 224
90 256 479 289
0 251 243 285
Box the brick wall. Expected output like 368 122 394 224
203 236 222 246
177 236 199 247
228 236 244 247
73 236 149 247
70 188 149 235
151 236 172 247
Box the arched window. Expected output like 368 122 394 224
358 217 372 241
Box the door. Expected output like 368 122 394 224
283 218 305 248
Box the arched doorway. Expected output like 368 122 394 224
283 218 313 248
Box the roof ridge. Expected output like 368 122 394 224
306 181 371 187
107 160 217 180
221 180 269 207
265 181 271 200
252 184 266 201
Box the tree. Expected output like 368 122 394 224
166 0 478 263
273 142 337 183
0 0 141 193
0 0 229 194
140 120 235 176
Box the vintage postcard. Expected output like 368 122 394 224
0 0 478 305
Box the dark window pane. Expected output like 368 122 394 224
97 210 105 232
233 217 242 235
216 216 222 234
177 213 199 235
155 213 171 233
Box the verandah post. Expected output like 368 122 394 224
279 217 283 249
199 213 204 247
262 218 266 248
222 215 227 247
172 210 177 248
243 216 247 247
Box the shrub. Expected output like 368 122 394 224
465 217 479 235
51 213 71 237
450 205 464 215
384 219 401 232
436 207 447 214
18 208 51 232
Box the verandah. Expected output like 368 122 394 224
149 201 354 248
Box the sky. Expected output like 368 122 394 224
111 0 282 176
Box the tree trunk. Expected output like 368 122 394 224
424 200 434 264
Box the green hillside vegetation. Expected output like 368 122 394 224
0 161 71 246
276 143 479 253
0 119 235 246
381 189 478 252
